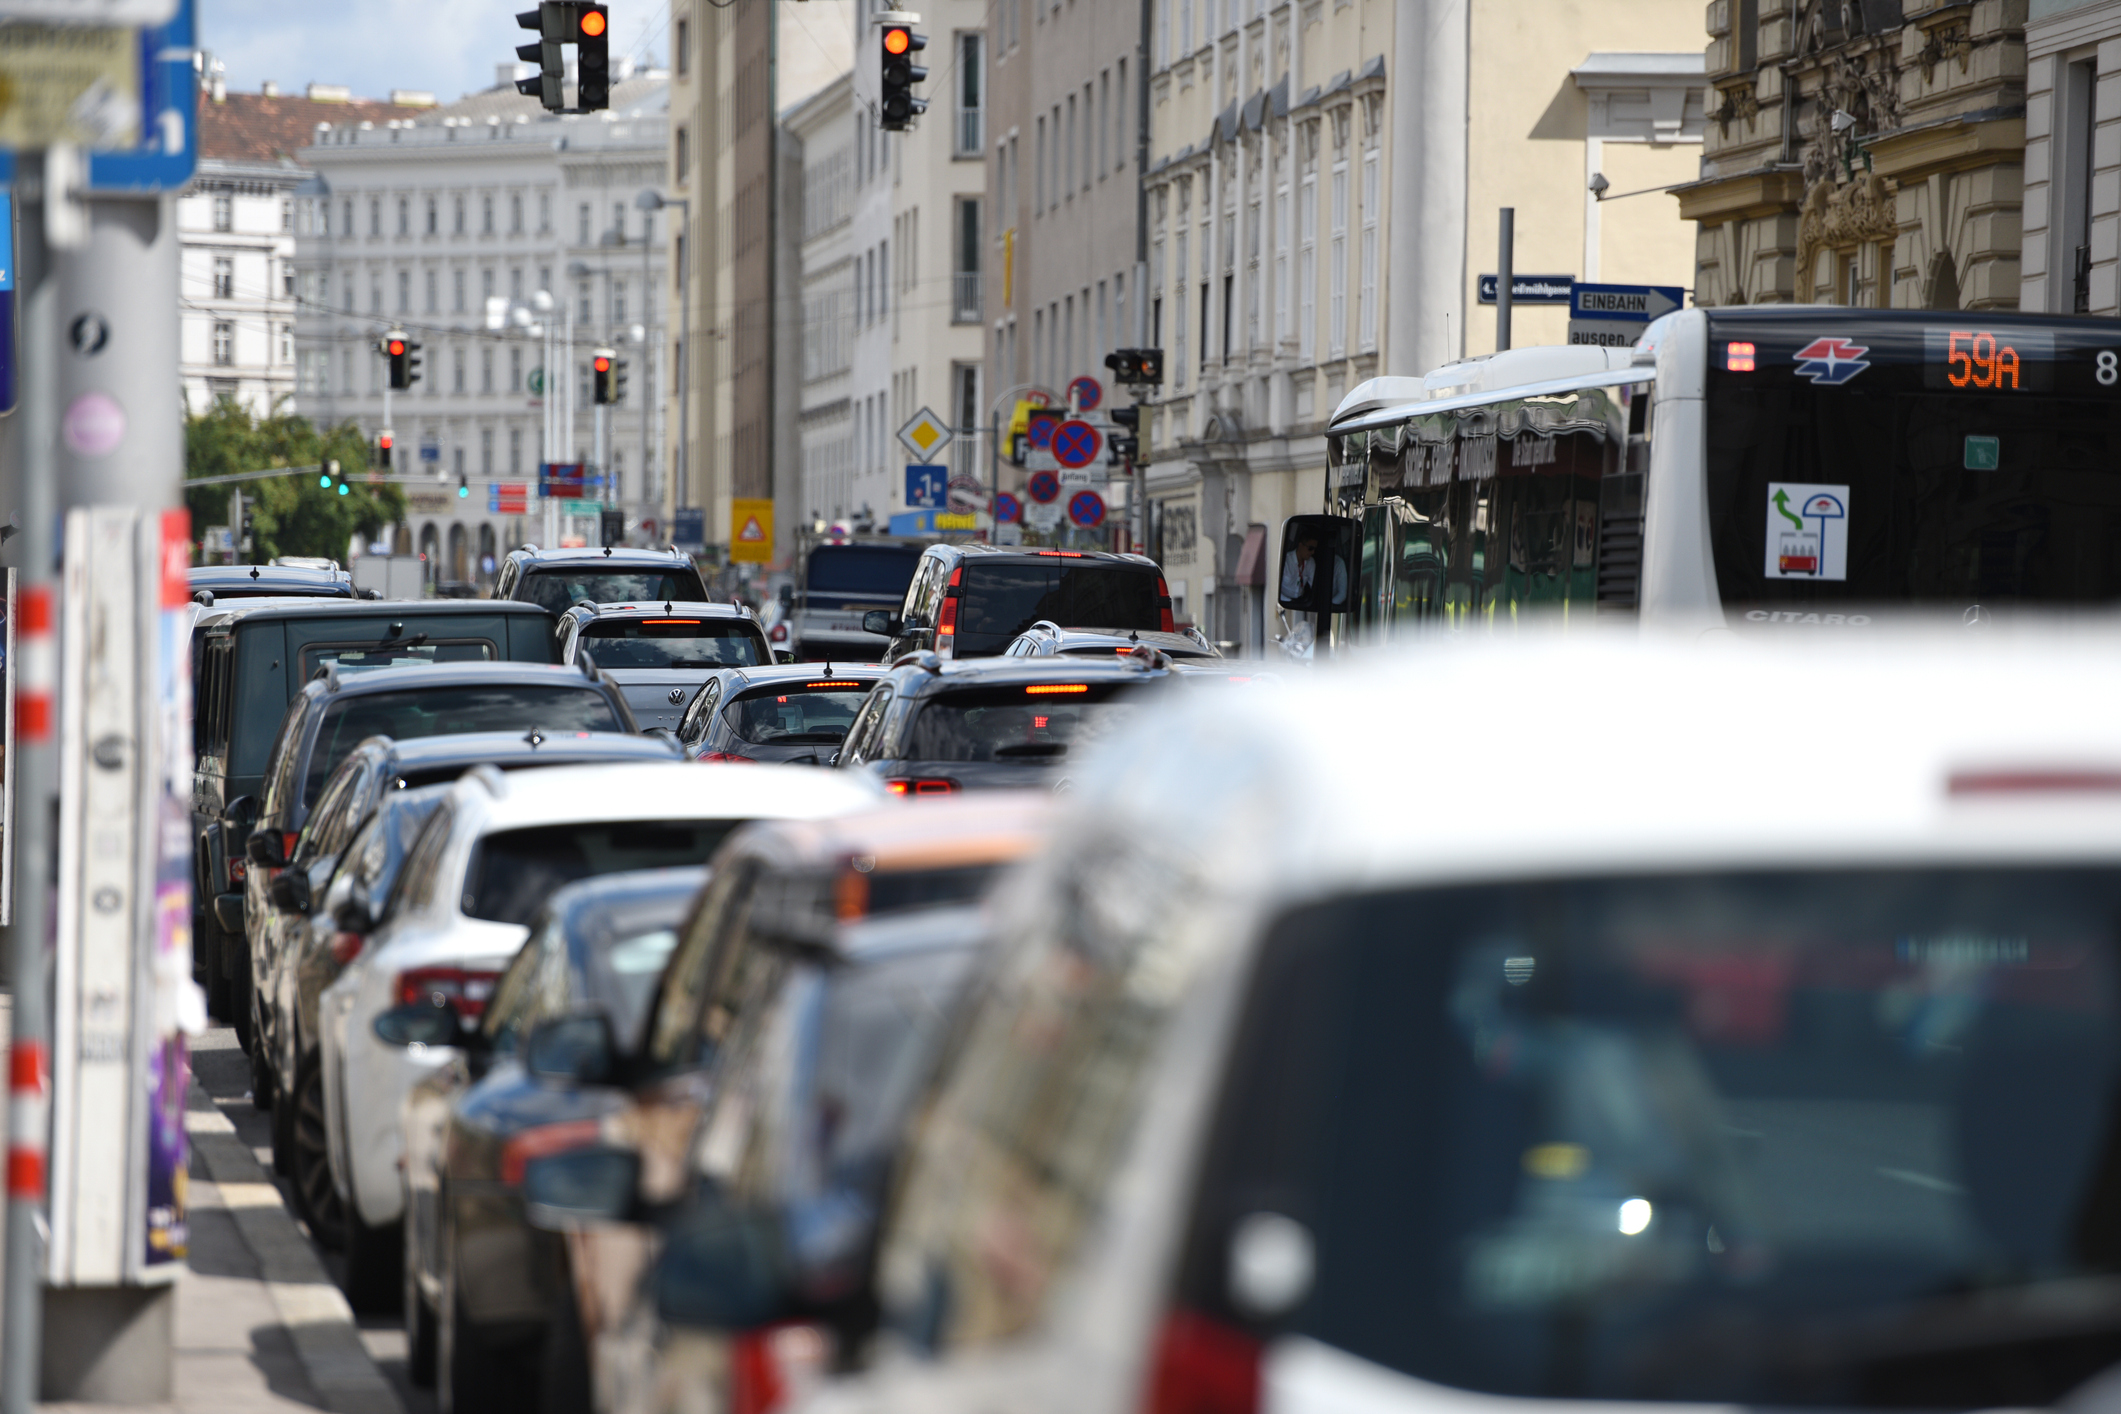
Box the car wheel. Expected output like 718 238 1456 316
404 1213 437 1387
289 1052 346 1251
540 1264 592 1414
270 1075 295 1173
342 1201 402 1316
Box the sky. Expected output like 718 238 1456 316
200 0 852 110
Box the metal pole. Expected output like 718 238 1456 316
595 402 607 516
3 169 57 1414
642 214 652 517
678 220 690 515
1496 206 1515 353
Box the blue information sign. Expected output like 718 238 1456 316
0 191 16 416
0 0 199 192
906 463 947 509
1477 273 1575 305
673 507 706 549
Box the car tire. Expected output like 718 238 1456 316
540 1267 593 1414
289 1052 346 1251
342 1202 402 1316
404 1216 438 1388
270 1076 295 1173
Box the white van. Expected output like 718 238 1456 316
807 626 2121 1414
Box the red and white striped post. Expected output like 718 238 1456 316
7 583 51 1209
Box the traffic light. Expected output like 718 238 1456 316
1110 404 1140 461
458 474 470 499
614 358 629 406
515 4 563 110
879 22 927 131
375 429 394 471
383 330 420 390
1105 349 1166 386
575 3 610 111
592 347 616 405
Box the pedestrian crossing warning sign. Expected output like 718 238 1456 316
731 497 774 563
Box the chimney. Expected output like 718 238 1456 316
305 83 352 103
208 57 226 102
260 79 279 97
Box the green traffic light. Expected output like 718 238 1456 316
458 485 469 498
318 473 332 488
337 483 350 496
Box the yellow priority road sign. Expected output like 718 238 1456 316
730 498 774 564
896 406 953 461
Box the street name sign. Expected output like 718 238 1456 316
1478 273 1574 305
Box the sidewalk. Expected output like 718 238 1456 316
1 996 405 1414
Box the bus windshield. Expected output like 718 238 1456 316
1704 313 2121 622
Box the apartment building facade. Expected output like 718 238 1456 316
292 74 669 584
789 75 859 526
2023 0 2121 313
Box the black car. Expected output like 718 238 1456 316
676 661 886 764
865 543 1175 661
832 653 1175 792
190 562 360 604
239 662 637 1102
383 867 708 1400
259 729 689 1214
494 545 709 616
193 599 562 1033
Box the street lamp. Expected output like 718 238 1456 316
637 187 690 522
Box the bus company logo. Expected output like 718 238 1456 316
1792 337 1870 385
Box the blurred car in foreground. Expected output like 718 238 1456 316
775 629 2121 1414
833 654 1175 793
318 762 883 1313
674 662 886 764
260 730 688 1231
520 794 1052 1414
555 600 772 732
391 867 709 1399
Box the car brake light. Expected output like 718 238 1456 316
330 932 365 965
948 565 964 588
394 966 502 1021
700 751 754 763
1026 684 1089 695
284 830 301 860
886 780 909 795
731 1322 830 1414
884 778 957 796
1155 575 1176 633
937 596 958 638
1143 1309 1260 1414
1036 550 1085 557
499 1118 605 1186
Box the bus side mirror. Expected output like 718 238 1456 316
1277 516 1356 614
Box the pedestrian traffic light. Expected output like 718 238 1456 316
575 3 611 111
375 429 394 471
515 4 564 110
592 348 616 405
879 23 927 131
383 331 420 390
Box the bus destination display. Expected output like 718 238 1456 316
1923 327 2056 392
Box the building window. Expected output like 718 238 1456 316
510 346 522 392
1299 127 1317 361
482 347 494 393
213 256 233 299
1329 111 1349 358
482 195 495 234
676 17 689 74
425 269 438 312
539 191 551 232
370 198 381 236
284 260 297 297
453 345 466 393
343 198 353 236
398 270 410 312
578 203 591 246
371 280 381 314
427 197 438 235
612 279 626 323
578 279 592 323
1359 149 1378 350
213 193 232 232
511 267 523 302
280 197 292 232
453 269 466 312
212 321 233 365
482 267 495 302
510 428 523 475
676 126 690 181
955 33 983 156
454 196 466 235
481 427 494 475
278 324 293 364
953 197 982 322
511 193 524 234
398 198 409 236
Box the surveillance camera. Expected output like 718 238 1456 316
1830 108 1857 133
1588 171 1610 197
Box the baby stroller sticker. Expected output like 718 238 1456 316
1764 483 1849 580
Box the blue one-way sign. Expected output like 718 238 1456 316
1569 283 1686 322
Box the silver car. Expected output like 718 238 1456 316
555 600 774 732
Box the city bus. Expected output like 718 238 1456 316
1302 307 2121 637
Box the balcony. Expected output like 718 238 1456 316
952 271 982 323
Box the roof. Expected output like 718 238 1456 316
190 564 354 601
720 662 887 689
902 655 1175 689
376 730 679 770
421 74 668 128
308 661 606 697
1056 628 2121 919
566 601 753 621
1023 626 1219 658
1571 52 1709 83
457 760 884 830
514 546 695 569
739 794 1052 877
196 598 555 630
934 544 1155 567
197 89 424 167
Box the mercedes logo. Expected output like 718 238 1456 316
668 688 684 703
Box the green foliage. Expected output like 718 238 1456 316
184 401 405 564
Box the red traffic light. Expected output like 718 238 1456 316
378 432 393 449
593 355 612 372
387 338 406 357
579 7 605 36
883 25 910 53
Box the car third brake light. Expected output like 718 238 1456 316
394 966 502 1021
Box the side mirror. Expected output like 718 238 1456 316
268 871 311 914
373 999 466 1048
523 1145 641 1228
332 893 374 935
1277 515 1357 615
247 829 288 868
653 1190 789 1330
524 1012 617 1085
861 610 900 637
900 611 930 632
773 649 797 665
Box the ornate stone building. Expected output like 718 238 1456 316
1680 0 2028 310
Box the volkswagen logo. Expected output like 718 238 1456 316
668 688 685 703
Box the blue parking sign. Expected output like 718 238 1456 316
0 191 15 416
906 464 947 509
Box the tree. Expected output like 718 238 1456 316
184 402 405 564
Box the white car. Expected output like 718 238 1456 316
788 627 2121 1414
316 759 882 1310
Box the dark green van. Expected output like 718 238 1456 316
190 599 558 1024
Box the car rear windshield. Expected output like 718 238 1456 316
303 686 621 806
461 820 741 926
519 566 709 615
301 640 496 677
807 544 923 599
954 562 1161 656
727 681 873 745
582 617 764 669
1178 868 2121 1407
903 681 1153 764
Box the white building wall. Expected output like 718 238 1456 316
2023 0 2121 315
790 74 860 525
178 168 300 417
